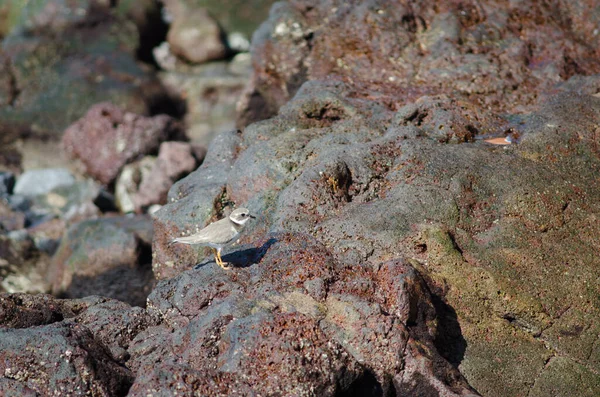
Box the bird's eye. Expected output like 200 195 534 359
242 213 247 217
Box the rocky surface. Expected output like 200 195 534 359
0 0 167 141
157 55 252 145
0 293 153 395
115 141 201 214
13 168 75 197
238 0 600 126
162 0 277 41
2 0 600 396
62 102 185 186
47 215 154 307
151 1 600 395
132 232 478 396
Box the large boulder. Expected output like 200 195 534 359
238 0 600 126
129 232 478 396
47 215 154 307
62 102 185 185
154 75 600 397
0 293 154 395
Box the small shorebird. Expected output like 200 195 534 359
170 208 255 269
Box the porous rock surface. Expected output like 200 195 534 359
151 1 600 395
239 0 600 126
62 102 185 185
2 0 600 396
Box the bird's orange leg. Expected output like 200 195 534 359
214 248 229 270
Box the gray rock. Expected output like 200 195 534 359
29 179 102 222
47 215 154 307
129 232 477 396
152 129 241 280
13 168 75 197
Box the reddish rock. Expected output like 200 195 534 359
0 293 154 395
130 232 478 395
62 103 184 185
239 0 600 126
115 141 201 213
137 141 200 209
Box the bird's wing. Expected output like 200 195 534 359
170 219 229 245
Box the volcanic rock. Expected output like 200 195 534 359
62 102 184 185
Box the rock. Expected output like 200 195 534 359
152 41 180 71
47 215 154 307
162 0 276 41
29 179 102 223
156 68 600 397
129 232 478 396
390 95 509 143
0 322 133 395
167 8 228 64
0 201 25 232
115 141 199 213
27 218 65 256
0 0 162 141
62 102 185 185
0 293 154 395
116 156 157 214
238 0 600 126
0 231 51 294
0 144 22 175
152 130 241 280
13 168 75 197
0 171 15 199
158 58 251 146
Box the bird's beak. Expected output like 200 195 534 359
249 214 256 219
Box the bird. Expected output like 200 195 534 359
170 208 255 269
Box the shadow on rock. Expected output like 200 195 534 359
194 237 278 269
431 294 468 367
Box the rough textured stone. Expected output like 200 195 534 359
0 321 132 395
3 1 600 396
62 102 185 185
115 141 200 213
152 129 241 280
238 0 600 126
157 73 600 397
0 293 154 396
47 215 154 307
130 232 478 396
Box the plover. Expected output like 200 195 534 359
170 208 255 269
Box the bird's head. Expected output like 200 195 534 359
229 208 255 225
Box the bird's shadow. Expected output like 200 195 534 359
193 238 278 270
